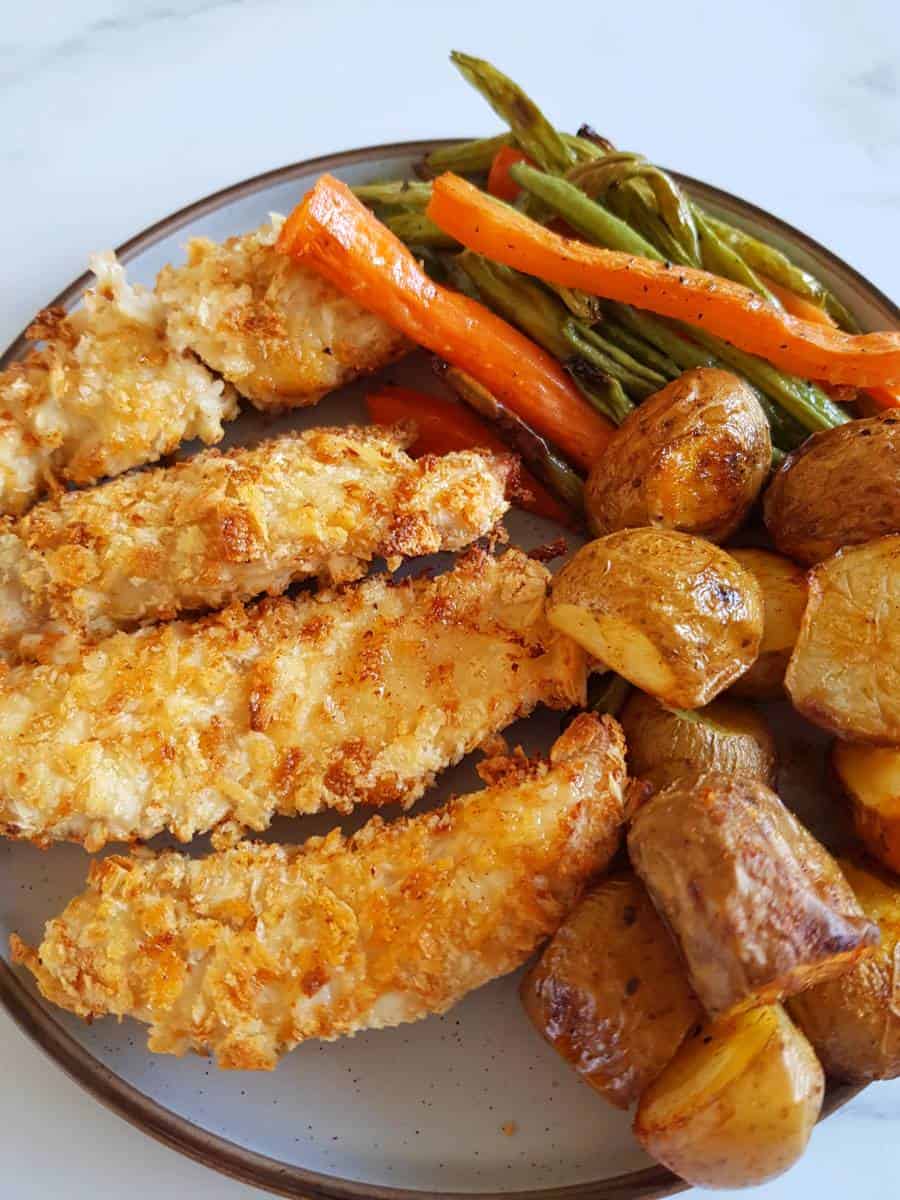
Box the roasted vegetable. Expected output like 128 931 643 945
634 1004 824 1189
620 691 776 791
789 858 900 1081
728 549 808 700
521 873 702 1109
833 742 900 873
584 368 771 542
426 172 900 387
547 530 763 708
786 536 900 744
628 772 879 1018
764 413 900 564
277 175 614 472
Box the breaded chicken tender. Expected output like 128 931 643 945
0 253 237 517
0 424 511 660
0 549 586 850
12 713 626 1069
156 216 408 408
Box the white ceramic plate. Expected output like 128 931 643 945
1 142 896 1200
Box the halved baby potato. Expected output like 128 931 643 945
788 858 900 1081
627 772 879 1018
786 535 900 745
634 1004 824 1189
585 368 771 543
763 412 900 565
833 741 900 873
728 548 808 700
521 873 702 1109
620 690 776 791
548 530 763 709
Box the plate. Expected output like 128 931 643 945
1 141 897 1200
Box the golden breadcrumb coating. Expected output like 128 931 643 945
0 253 237 517
0 549 586 850
12 713 626 1069
156 216 408 409
0 424 511 660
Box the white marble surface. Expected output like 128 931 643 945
0 0 898 1196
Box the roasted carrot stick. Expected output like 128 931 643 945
366 386 570 524
487 146 532 202
758 275 836 327
277 175 613 472
425 173 900 388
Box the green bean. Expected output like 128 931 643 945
588 672 631 717
703 216 860 331
693 211 780 304
510 163 663 259
457 252 572 359
570 370 634 425
599 320 682 380
563 321 664 401
381 211 458 250
449 51 574 174
570 158 701 266
422 133 511 177
560 132 607 162
605 182 696 266
438 364 585 512
353 180 432 209
548 285 604 322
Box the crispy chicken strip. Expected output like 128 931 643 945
0 424 511 660
0 253 237 517
0 549 586 850
12 713 626 1069
156 216 409 408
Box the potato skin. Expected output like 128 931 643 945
833 742 900 873
634 1004 824 1189
728 549 808 700
763 412 900 565
786 535 900 745
627 772 879 1018
585 368 771 543
620 691 776 791
521 873 702 1109
788 859 900 1081
548 530 764 709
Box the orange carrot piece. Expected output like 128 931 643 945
487 146 532 202
425 173 900 387
277 175 613 473
758 275 836 327
366 386 570 525
864 385 900 411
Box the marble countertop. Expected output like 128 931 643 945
1 1 897 1196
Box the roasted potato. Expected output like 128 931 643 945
833 742 900 873
763 412 900 565
547 530 763 709
786 535 900 745
521 873 702 1109
728 549 808 699
620 691 775 791
788 858 900 1081
634 1004 824 1189
585 368 771 543
627 772 879 1018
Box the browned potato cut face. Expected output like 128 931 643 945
585 368 771 543
620 690 776 791
789 859 900 1081
833 742 900 874
521 873 702 1109
634 1004 824 1189
786 535 900 745
728 549 808 700
763 412 900 565
548 530 764 709
627 772 879 1018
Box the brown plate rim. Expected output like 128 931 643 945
0 137 887 1200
